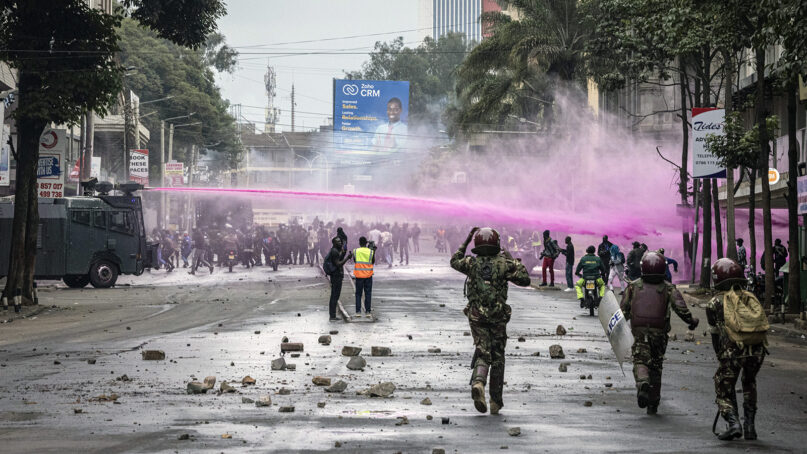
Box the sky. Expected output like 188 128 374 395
216 0 421 133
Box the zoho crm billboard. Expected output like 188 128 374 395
333 79 410 155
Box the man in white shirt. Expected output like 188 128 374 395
371 97 407 153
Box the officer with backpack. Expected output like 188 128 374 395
450 227 531 415
621 251 699 415
707 258 769 441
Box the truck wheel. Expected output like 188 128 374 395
90 260 118 288
63 275 90 288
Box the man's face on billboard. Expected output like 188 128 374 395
387 101 401 123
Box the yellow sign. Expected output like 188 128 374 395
800 75 807 101
769 168 781 185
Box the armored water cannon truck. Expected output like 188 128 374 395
0 181 153 288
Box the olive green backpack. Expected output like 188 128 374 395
723 289 769 347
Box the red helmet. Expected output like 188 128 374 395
640 251 666 277
712 258 745 290
472 227 501 256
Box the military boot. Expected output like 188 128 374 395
471 365 489 414
636 382 650 409
743 405 757 440
488 364 505 415
717 411 743 440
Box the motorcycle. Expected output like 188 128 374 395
747 268 784 320
583 278 602 317
268 253 278 271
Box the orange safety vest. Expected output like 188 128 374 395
353 247 374 278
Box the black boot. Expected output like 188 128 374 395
717 411 743 440
637 382 649 409
743 405 757 440
489 364 505 415
646 404 658 415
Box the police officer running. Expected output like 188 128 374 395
621 251 699 415
352 237 376 318
707 258 768 441
450 227 530 415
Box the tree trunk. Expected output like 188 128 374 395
713 179 723 258
679 65 692 270
700 178 713 287
748 167 757 272
755 47 774 311
3 109 46 304
787 76 800 313
724 52 737 260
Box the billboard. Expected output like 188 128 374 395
129 149 149 185
798 175 807 215
164 161 184 187
0 125 9 186
692 107 726 178
37 128 66 198
333 79 410 155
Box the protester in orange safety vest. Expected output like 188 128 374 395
352 236 376 318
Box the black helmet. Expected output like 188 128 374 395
641 251 666 277
472 227 501 256
712 258 745 290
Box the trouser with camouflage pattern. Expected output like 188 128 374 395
714 343 766 417
470 319 507 407
631 329 668 406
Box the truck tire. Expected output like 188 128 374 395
63 275 90 288
89 260 118 288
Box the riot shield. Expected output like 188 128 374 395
598 290 634 374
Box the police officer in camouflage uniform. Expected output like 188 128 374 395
451 227 531 415
621 251 699 415
707 258 767 441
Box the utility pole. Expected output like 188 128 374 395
159 120 165 228
291 84 296 132
166 123 174 227
84 112 94 181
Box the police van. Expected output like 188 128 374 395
0 182 151 288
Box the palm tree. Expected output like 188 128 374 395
451 0 587 133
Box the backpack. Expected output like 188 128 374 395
723 289 769 347
323 258 337 276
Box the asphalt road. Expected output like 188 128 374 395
0 255 806 453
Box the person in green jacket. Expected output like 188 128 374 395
574 246 606 307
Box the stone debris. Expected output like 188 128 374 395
441 417 450 424
335 441 342 448
318 335 332 345
177 434 190 440
312 376 331 386
187 381 208 394
549 345 565 359
90 393 118 402
395 416 409 426
587 374 592 379
87 359 96 365
428 348 441 353
463 331 471 336
325 380 348 393
426 415 434 420
433 449 445 454
282 336 289 343
579 374 587 380
556 325 567 336
371 346 391 356
347 356 367 370
330 330 339 335
517 337 526 342
341 346 362 356
605 383 613 388
241 397 254 404
577 348 587 353
359 382 396 397
278 406 295 413
116 374 131 382
421 397 432 405
290 353 300 358
508 427 521 437
530 352 541 357
73 408 82 414
281 342 304 352
278 388 291 395
220 382 236 393
141 350 165 361
317 402 326 408
203 376 216 390
255 395 272 407
286 363 297 371
221 434 232 439
254 330 261 335
559 363 570 373
584 401 593 407
242 376 256 386
271 357 287 371
684 332 696 342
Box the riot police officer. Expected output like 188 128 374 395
621 251 699 414
707 258 768 441
450 227 530 415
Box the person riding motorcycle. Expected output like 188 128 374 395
575 246 606 308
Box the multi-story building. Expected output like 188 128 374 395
418 0 518 44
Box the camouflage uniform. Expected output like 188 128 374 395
706 295 767 418
451 248 530 410
621 278 695 410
